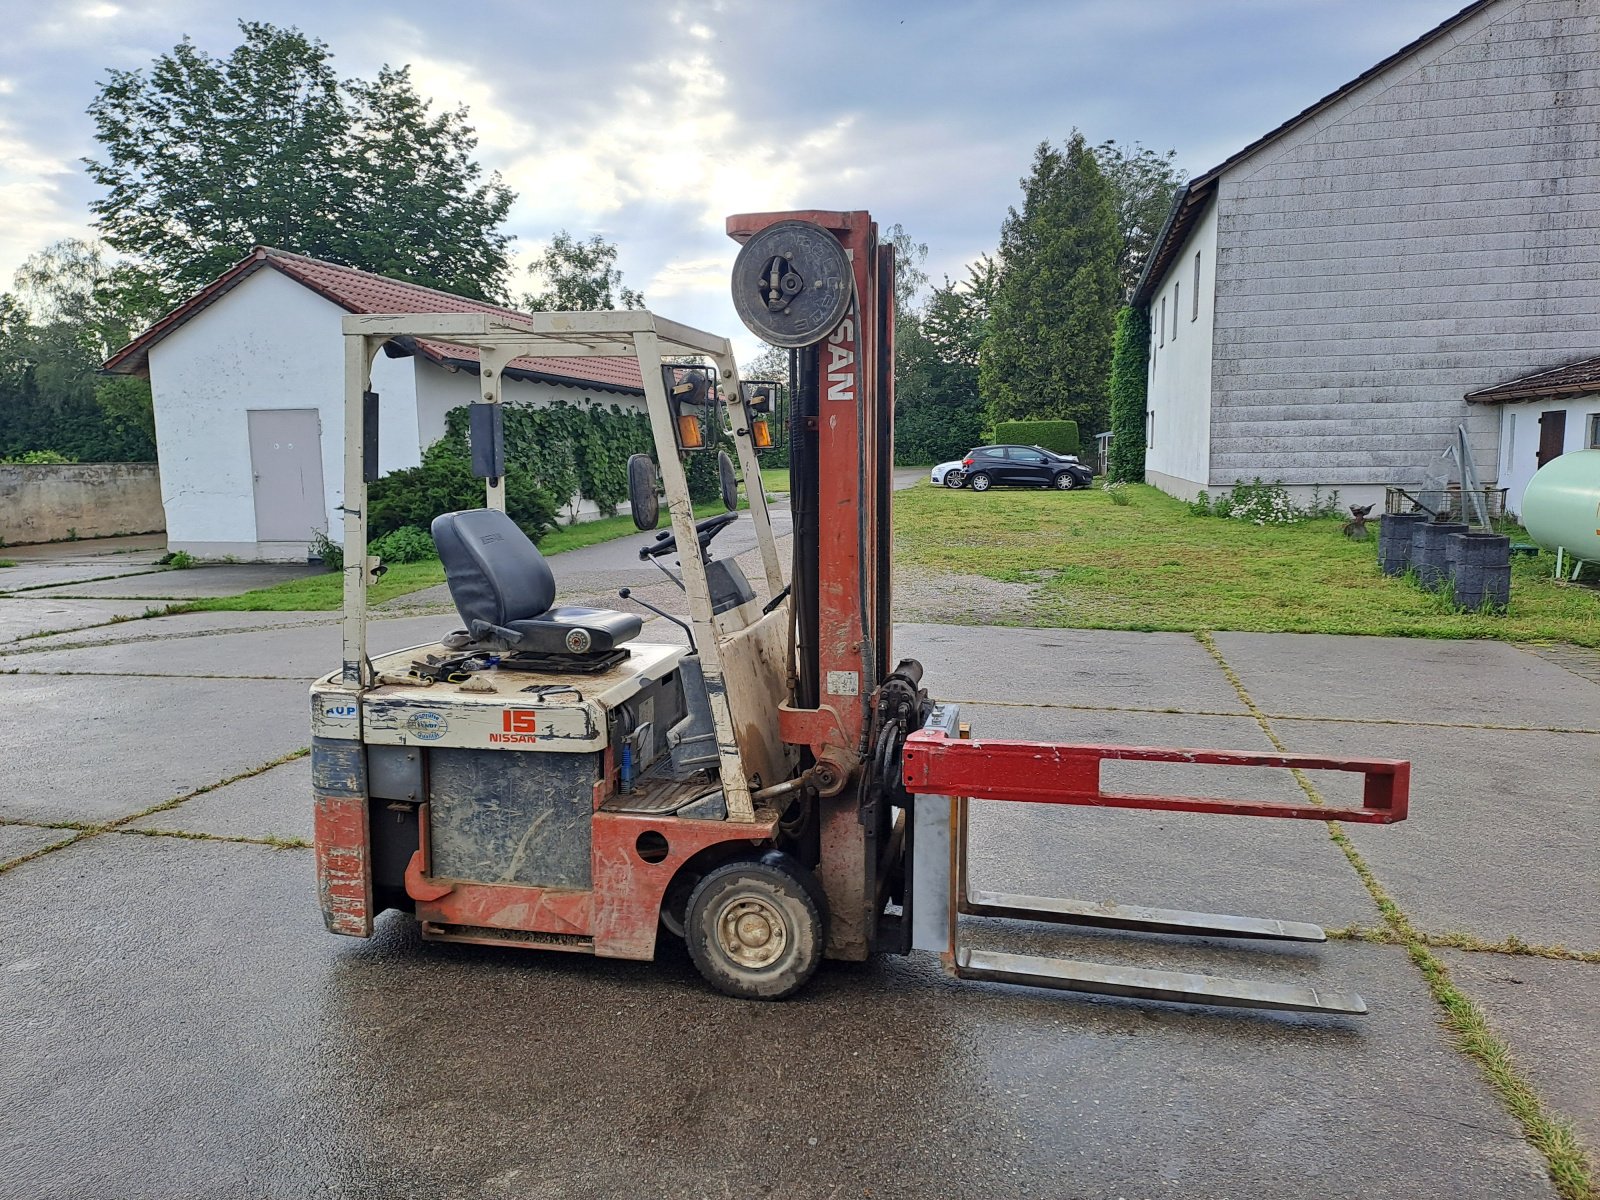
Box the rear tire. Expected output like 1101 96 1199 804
685 855 826 1000
968 472 992 492
943 470 966 489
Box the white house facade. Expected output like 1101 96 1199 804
1135 0 1600 512
104 249 647 561
1470 356 1600 514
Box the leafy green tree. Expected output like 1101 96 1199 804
0 243 156 462
894 258 995 465
85 22 516 308
342 66 514 301
980 133 1121 434
521 231 644 311
1093 140 1185 297
1106 305 1150 483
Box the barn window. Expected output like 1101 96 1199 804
1589 413 1600 449
1172 283 1179 341
1192 253 1201 320
1159 297 1166 346
1146 409 1155 449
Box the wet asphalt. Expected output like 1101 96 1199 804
0 538 1596 1199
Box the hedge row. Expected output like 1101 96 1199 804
993 418 1080 456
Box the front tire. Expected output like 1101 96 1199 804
1053 471 1080 490
685 856 826 1000
968 471 992 492
943 470 966 489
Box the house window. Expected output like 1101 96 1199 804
1191 252 1201 320
1589 413 1600 449
1172 283 1179 341
1146 409 1155 449
1159 297 1166 346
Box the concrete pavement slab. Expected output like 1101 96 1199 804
899 623 1249 713
1 674 310 825
26 562 322 599
126 755 311 843
0 823 79 865
0 609 337 656
1272 720 1600 950
1437 950 1600 1155
1212 632 1600 730
959 704 1381 931
0 532 165 560
0 834 1556 1200
2 613 449 678
0 596 162 643
0 561 168 590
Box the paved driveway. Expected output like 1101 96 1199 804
0 545 1595 1198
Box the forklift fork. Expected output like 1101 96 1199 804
904 709 1410 1015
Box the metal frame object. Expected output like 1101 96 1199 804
313 211 1412 1016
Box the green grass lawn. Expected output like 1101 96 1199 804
894 482 1600 646
759 466 790 494
178 500 742 613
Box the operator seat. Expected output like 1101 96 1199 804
431 509 643 656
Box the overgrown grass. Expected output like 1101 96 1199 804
760 466 791 494
895 482 1599 646
175 499 744 613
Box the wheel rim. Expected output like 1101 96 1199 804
972 475 989 491
715 895 788 969
946 471 965 488
1056 474 1072 489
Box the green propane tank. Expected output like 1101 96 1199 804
1522 449 1600 559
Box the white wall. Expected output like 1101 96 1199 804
148 268 418 560
1145 201 1219 499
1496 395 1600 516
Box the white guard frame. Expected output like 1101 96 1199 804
337 309 786 822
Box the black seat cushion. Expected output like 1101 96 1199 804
431 509 642 653
502 608 643 656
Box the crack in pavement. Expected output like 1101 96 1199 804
1196 630 1598 1200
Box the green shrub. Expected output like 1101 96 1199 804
369 525 437 564
1106 305 1150 483
1102 481 1133 506
368 439 558 541
2 449 76 464
1187 490 1212 516
308 528 343 573
994 419 1080 457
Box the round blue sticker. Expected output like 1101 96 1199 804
407 711 447 741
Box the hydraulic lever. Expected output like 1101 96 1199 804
618 587 696 652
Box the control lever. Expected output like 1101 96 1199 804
619 588 696 653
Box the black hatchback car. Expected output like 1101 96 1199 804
960 445 1093 492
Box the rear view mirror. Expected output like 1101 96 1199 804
718 451 738 512
628 454 660 531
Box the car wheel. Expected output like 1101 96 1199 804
1052 471 1079 490
685 855 826 1000
968 472 992 492
943 470 966 489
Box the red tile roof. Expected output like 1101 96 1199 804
102 246 645 393
1465 355 1600 403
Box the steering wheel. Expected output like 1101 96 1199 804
639 511 739 560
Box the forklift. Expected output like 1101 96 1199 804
312 209 1410 1012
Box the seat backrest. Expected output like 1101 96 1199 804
430 509 555 627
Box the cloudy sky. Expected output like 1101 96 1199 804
0 0 1466 357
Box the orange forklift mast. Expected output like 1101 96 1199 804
312 209 1409 1014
